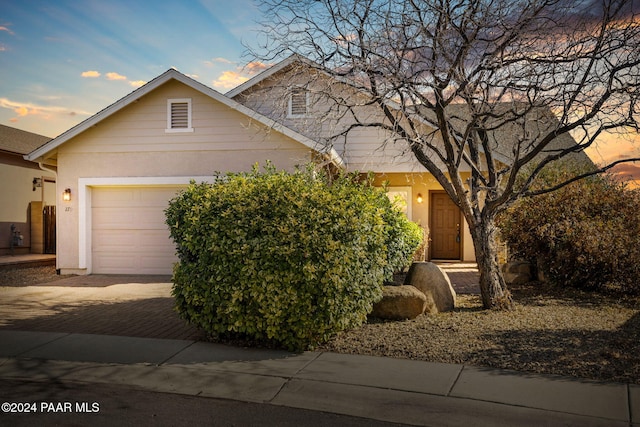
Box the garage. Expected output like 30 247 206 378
91 186 184 275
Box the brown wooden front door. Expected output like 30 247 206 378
430 192 461 260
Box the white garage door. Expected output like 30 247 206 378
92 186 184 274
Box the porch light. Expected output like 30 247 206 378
63 188 71 202
416 193 423 204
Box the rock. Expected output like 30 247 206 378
502 260 532 285
370 285 431 320
404 262 456 312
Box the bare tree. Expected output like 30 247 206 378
248 0 640 309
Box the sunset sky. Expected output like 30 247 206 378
1 0 638 182
1 0 267 138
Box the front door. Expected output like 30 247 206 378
430 192 461 260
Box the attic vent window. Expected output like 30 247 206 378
166 98 193 133
288 87 308 117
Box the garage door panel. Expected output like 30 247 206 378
140 188 181 205
91 186 182 275
93 230 132 250
92 188 137 206
93 254 137 273
92 209 136 229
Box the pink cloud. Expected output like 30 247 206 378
212 71 249 90
243 61 270 76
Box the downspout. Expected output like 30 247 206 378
38 162 57 178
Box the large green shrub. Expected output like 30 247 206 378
498 163 640 294
380 190 424 279
165 163 422 351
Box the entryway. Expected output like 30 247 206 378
430 192 461 260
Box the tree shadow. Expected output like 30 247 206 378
464 311 640 384
509 281 640 310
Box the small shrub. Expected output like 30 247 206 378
498 162 640 294
165 163 422 351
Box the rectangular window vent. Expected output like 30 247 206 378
289 88 308 117
171 102 189 128
166 98 193 133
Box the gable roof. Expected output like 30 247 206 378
227 55 515 168
229 55 591 169
0 124 51 155
226 55 315 98
25 68 344 167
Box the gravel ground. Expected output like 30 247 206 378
2 265 639 385
0 265 73 286
321 283 640 385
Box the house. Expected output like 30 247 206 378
25 56 588 275
227 55 477 262
0 124 55 255
227 55 592 262
25 70 343 274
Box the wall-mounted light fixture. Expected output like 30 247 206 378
416 193 423 204
63 188 71 202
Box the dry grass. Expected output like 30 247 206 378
321 282 640 384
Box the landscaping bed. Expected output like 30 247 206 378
0 265 73 287
3 266 638 385
321 282 640 385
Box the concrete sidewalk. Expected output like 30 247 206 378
0 329 637 426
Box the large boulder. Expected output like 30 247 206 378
502 260 532 285
371 285 432 320
404 262 456 312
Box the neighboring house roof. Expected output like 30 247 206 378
25 68 345 168
0 124 51 156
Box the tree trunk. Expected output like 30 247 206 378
470 216 515 310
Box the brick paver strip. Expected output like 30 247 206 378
0 269 480 340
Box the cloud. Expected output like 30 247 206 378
243 61 270 76
205 57 235 67
212 71 249 90
81 69 145 87
129 80 147 88
106 72 127 81
610 162 640 180
81 70 101 78
0 26 15 36
0 97 91 121
209 61 271 90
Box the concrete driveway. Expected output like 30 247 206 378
0 275 203 340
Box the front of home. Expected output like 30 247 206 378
26 69 346 274
29 56 554 275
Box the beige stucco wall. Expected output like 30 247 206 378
0 162 46 223
372 172 476 262
55 79 315 273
